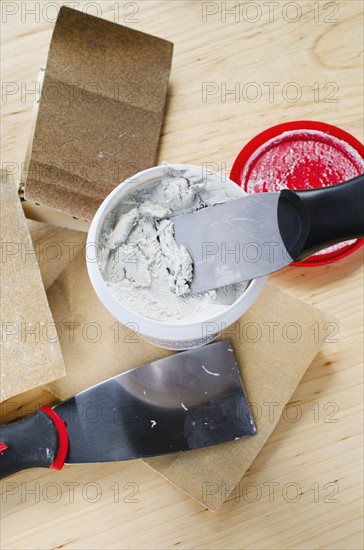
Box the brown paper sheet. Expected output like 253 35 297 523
0 170 66 402
25 6 173 221
47 249 327 509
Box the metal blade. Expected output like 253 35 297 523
172 193 293 294
54 341 256 463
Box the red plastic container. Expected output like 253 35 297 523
230 121 364 266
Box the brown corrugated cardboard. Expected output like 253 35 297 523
24 6 173 222
47 249 327 509
0 170 66 402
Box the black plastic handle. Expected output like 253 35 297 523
0 411 59 479
277 174 364 261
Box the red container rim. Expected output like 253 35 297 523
230 120 364 267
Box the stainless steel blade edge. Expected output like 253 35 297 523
54 341 256 463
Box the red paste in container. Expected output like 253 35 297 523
231 122 364 266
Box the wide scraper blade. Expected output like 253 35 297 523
54 340 256 463
172 194 293 294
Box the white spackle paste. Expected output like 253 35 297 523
98 166 248 323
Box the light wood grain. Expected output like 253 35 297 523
1 1 363 549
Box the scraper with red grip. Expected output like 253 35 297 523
0 407 69 478
0 341 256 479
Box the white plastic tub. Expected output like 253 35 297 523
87 164 266 349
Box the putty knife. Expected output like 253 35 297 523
0 341 255 479
172 174 364 294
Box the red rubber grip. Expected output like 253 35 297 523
0 443 8 453
40 406 69 470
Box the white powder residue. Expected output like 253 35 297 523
242 130 364 193
98 166 248 323
201 365 220 376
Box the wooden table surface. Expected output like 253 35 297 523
1 1 363 549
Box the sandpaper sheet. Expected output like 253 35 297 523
47 249 327 510
0 170 66 402
25 6 173 221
